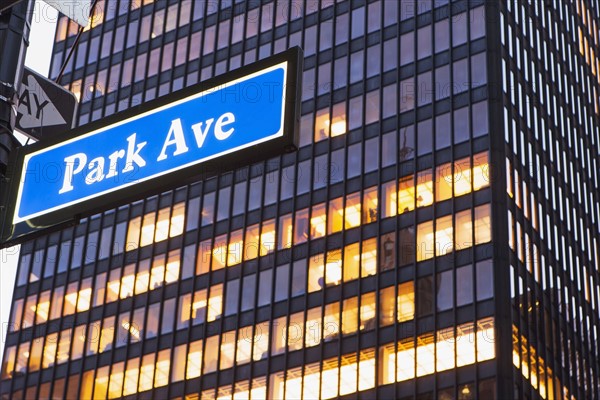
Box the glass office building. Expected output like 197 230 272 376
1 0 598 399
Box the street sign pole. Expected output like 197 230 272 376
0 0 33 176
0 0 34 248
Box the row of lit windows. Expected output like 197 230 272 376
3 317 495 399
382 152 489 218
11 218 494 335
16 203 184 287
513 325 559 400
13 201 492 332
6 253 495 373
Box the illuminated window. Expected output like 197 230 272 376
63 282 78 316
310 203 327 239
42 333 57 369
72 325 86 359
197 239 211 274
244 224 260 260
154 349 170 387
294 208 309 244
1 345 15 379
139 353 155 392
106 268 121 303
260 219 276 256
49 287 64 320
360 238 377 277
94 366 109 399
212 234 228 270
435 215 453 256
207 284 223 322
343 242 359 281
308 254 325 292
436 162 453 202
360 292 376 331
56 328 72 364
327 197 344 234
203 336 219 374
278 213 293 249
416 220 434 261
220 331 235 370
93 272 106 307
475 204 492 244
314 102 347 142
271 315 287 355
362 186 378 224
108 362 124 399
35 290 50 324
123 358 140 396
29 339 43 372
325 250 342 286
345 192 361 229
323 302 340 340
228 229 244 265
455 209 473 250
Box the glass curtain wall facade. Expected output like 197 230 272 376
498 0 600 399
0 0 597 399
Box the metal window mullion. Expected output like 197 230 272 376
126 3 146 109
199 181 218 394
464 3 482 397
139 1 158 103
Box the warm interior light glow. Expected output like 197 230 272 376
33 301 50 322
330 118 346 137
340 203 361 228
260 229 276 255
310 215 327 238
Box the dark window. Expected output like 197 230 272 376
437 270 453 311
225 279 240 316
456 265 473 306
435 19 449 53
241 274 256 312
291 259 306 297
476 260 494 300
233 182 247 215
274 264 290 302
417 119 433 156
417 276 434 316
248 176 263 210
400 32 415 66
435 113 451 150
217 187 231 221
454 106 470 144
472 101 489 137
258 269 273 306
351 7 365 39
382 131 397 167
383 38 397 71
202 192 215 226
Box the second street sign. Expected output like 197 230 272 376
1 48 302 246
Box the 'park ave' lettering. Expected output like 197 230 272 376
58 112 236 194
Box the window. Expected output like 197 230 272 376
314 103 347 142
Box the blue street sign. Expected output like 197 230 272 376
2 48 302 246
